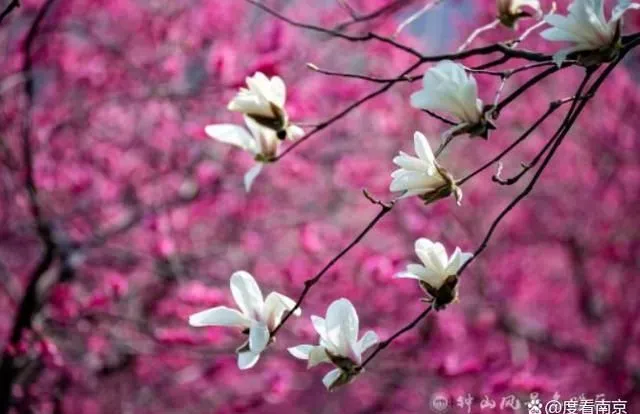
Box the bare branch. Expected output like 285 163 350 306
0 0 19 25
270 194 395 337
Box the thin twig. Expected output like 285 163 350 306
393 0 443 38
457 65 616 277
270 194 396 337
334 0 417 32
0 0 20 25
0 2 57 411
457 96 579 186
358 305 433 369
457 19 500 52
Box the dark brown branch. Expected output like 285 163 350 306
0 2 57 412
270 193 395 337
245 0 424 59
275 59 424 160
457 96 579 186
0 0 19 25
457 62 620 277
246 0 552 63
333 0 418 32
358 305 433 369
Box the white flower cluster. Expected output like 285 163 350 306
194 0 637 392
205 72 304 192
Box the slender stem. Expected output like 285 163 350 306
276 59 424 160
457 19 500 52
457 64 617 277
270 195 395 337
393 0 443 38
0 2 57 411
457 96 578 186
358 305 433 369
0 0 19 25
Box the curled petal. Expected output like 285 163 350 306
308 346 331 368
230 271 264 319
249 321 270 354
237 350 261 370
322 368 343 390
205 124 258 154
244 163 264 193
326 299 359 355
287 344 315 360
357 331 379 354
188 306 250 328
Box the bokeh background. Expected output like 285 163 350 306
1 0 640 412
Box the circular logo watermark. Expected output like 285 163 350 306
430 392 449 413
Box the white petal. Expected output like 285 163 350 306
237 350 260 370
357 331 379 354
393 152 432 173
613 1 640 21
287 344 315 360
552 46 582 67
287 124 305 140
326 299 359 354
308 346 331 368
263 291 301 328
204 124 257 153
322 368 343 390
188 306 251 327
413 132 435 165
311 315 328 340
244 163 264 193
269 76 286 107
230 271 264 319
249 321 270 354
395 271 424 280
445 248 473 275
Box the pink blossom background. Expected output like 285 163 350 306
1 0 639 413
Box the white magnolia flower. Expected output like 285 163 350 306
227 72 304 140
497 0 542 27
205 117 290 192
288 298 379 391
396 238 473 310
541 0 640 66
410 60 484 126
189 271 301 370
389 131 462 205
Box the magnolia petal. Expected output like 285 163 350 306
204 124 257 153
188 306 251 328
410 89 439 110
446 247 473 274
413 131 435 166
395 271 424 280
308 346 331 368
326 299 359 354
408 263 442 281
311 315 328 339
612 1 640 21
287 124 305 140
230 271 264 319
322 368 343 390
287 344 315 360
244 163 264 193
446 247 464 275
357 330 379 354
270 76 287 107
237 350 261 370
392 153 432 173
249 321 270 353
264 291 301 328
552 46 581 67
